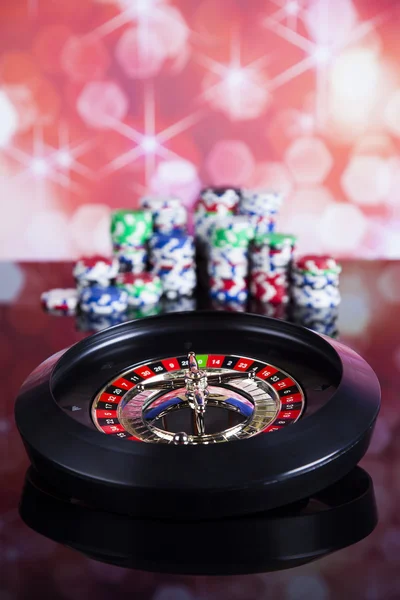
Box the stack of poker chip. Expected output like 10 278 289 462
149 233 196 300
116 272 163 308
194 187 241 249
110 209 153 273
249 233 296 305
73 255 119 289
291 255 342 308
238 189 283 236
140 196 187 235
209 216 254 304
74 256 130 317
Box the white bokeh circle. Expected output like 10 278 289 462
26 210 72 259
250 161 294 199
384 89 400 138
0 263 24 301
285 137 333 185
206 140 255 186
341 156 391 206
202 70 270 121
115 27 166 79
0 89 19 146
318 203 367 254
377 263 400 303
69 203 112 257
304 0 357 47
77 81 129 129
150 159 201 208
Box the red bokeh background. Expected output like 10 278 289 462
1 0 400 260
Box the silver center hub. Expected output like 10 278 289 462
118 352 278 444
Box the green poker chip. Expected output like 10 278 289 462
111 210 153 246
253 232 297 248
211 219 254 249
116 273 163 308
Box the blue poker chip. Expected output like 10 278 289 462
253 218 276 235
149 233 194 252
291 285 341 309
155 266 194 278
117 251 148 273
79 285 129 315
291 270 340 290
209 288 248 304
208 262 248 278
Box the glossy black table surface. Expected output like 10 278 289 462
1 260 399 599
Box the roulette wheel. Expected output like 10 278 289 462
15 311 380 521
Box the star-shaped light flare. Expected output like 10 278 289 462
101 85 204 184
264 4 392 124
4 123 94 194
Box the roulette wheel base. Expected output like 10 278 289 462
20 466 377 575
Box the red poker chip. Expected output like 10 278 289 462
250 275 289 305
294 255 340 272
195 201 233 214
79 255 114 267
116 272 157 285
209 277 247 292
251 271 288 286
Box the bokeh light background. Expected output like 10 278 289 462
1 0 400 260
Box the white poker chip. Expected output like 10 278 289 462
199 188 240 211
239 190 283 216
160 268 197 298
115 247 148 275
291 269 340 290
195 212 225 243
140 196 187 235
41 289 78 314
208 262 248 279
73 256 119 284
291 285 341 308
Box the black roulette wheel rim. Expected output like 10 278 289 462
15 311 381 520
